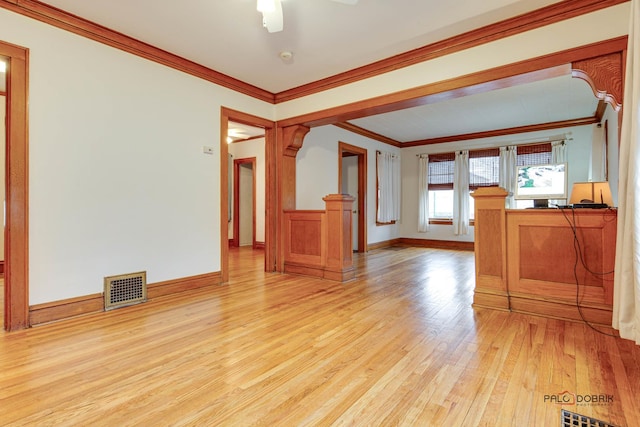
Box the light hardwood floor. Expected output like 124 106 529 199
1 247 639 426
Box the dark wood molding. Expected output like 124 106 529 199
278 37 628 129
2 40 29 331
281 125 310 158
0 91 6 96
221 107 277 278
254 241 265 250
29 272 221 326
367 239 401 251
401 117 599 147
0 260 4 276
334 123 402 147
398 238 475 252
275 0 629 103
338 142 368 253
0 0 274 103
572 52 624 110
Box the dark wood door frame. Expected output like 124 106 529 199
1 42 29 331
338 141 367 253
232 157 257 249
220 108 275 282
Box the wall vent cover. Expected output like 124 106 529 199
104 271 147 310
560 409 617 427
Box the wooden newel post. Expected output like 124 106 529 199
322 194 356 282
470 187 509 311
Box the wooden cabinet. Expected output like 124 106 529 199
472 187 616 326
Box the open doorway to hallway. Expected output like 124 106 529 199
339 142 367 253
221 110 275 282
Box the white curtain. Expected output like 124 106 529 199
613 0 640 345
551 141 568 205
453 150 470 235
377 151 401 223
418 155 429 232
551 140 567 164
499 146 517 209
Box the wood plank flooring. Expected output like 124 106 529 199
1 247 639 426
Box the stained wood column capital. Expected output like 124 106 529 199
281 125 310 157
572 52 623 111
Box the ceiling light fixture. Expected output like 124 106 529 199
260 0 283 33
256 0 275 13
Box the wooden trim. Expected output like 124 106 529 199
334 123 401 148
398 238 474 251
274 0 629 103
338 142 368 253
29 272 222 326
2 40 29 331
0 90 6 96
221 108 276 279
232 157 257 249
0 260 4 276
572 52 624 110
254 241 265 250
278 37 628 129
367 238 401 251
0 0 273 103
401 116 600 147
29 293 103 326
147 272 221 299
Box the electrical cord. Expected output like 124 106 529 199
557 206 618 337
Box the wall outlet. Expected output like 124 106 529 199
202 146 214 155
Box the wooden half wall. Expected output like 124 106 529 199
283 194 355 282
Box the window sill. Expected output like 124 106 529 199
376 220 397 226
429 219 475 226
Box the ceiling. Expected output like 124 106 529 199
19 1 603 144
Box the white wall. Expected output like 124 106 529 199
228 138 266 243
296 125 401 245
400 125 596 242
0 8 273 305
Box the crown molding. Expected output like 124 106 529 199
274 0 629 103
400 117 599 147
0 0 275 103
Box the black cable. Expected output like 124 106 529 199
557 206 618 337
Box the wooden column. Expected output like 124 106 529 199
277 125 310 271
470 187 509 311
323 194 355 282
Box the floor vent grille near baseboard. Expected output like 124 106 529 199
561 409 617 427
104 271 147 310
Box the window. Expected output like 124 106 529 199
426 143 552 219
376 151 401 224
515 143 552 208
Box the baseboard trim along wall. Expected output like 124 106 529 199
29 271 222 326
367 238 474 251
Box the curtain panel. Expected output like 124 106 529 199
613 0 640 345
499 146 517 209
418 155 429 232
377 151 401 223
453 150 470 235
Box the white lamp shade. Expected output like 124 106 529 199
569 181 614 206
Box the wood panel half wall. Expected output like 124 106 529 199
29 272 221 326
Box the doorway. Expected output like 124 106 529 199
338 142 367 253
232 158 256 248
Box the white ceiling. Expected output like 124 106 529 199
20 1 603 143
39 0 562 93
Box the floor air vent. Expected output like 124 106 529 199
561 409 617 427
104 271 147 310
